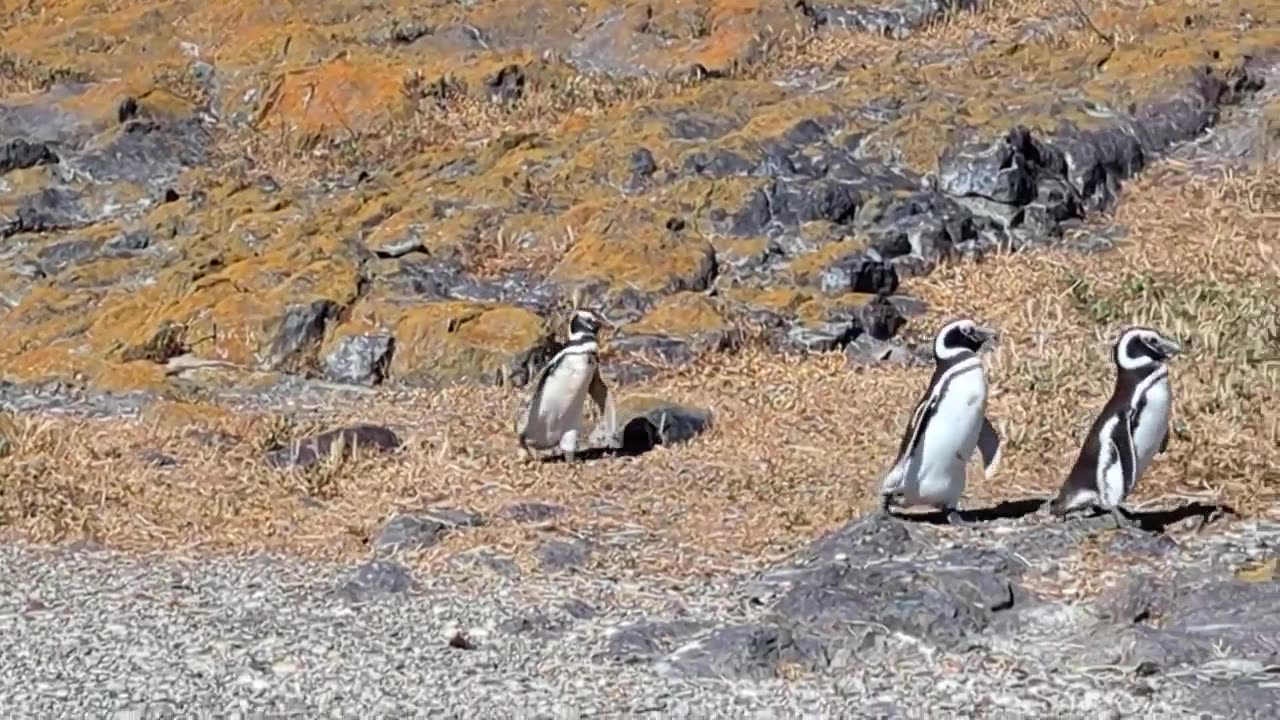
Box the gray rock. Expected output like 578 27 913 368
657 623 832 680
448 549 519 576
561 599 596 620
104 229 152 253
334 560 415 603
816 249 900 296
373 508 485 555
589 400 713 454
938 126 1053 205
265 424 401 469
67 118 208 186
0 138 58 175
846 334 929 366
499 501 567 524
535 539 592 573
35 237 99 275
1 187 88 238
323 334 395 386
599 620 711 664
617 514 1031 680
1087 567 1280 669
425 508 487 528
137 449 178 468
782 321 859 353
799 0 982 40
261 300 340 372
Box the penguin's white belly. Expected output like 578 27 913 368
905 374 987 506
1131 376 1171 480
1095 415 1127 508
524 354 594 448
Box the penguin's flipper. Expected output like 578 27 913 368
880 390 939 495
976 414 1002 480
516 352 558 444
1099 409 1138 508
1119 408 1140 498
588 368 618 446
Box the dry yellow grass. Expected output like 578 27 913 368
0 156 1276 575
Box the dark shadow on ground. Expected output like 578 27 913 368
536 413 700 464
890 498 1049 525
1128 501 1241 532
537 445 647 464
889 497 1239 532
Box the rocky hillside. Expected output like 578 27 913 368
2 2 1279 716
0 0 1276 405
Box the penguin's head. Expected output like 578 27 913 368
935 318 999 361
568 308 611 340
1115 326 1182 371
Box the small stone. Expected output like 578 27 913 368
499 501 566 524
138 449 179 468
323 334 395 386
265 424 401 469
373 508 483 554
447 629 477 650
334 560 414 603
535 539 592 573
561 599 596 619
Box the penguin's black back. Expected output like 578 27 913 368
1050 363 1160 514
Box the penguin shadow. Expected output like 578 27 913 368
535 417 673 464
894 498 1048 525
895 498 1238 532
1107 500 1239 533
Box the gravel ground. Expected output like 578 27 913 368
0 537 1247 719
0 544 840 718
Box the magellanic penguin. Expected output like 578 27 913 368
879 318 1004 525
1048 326 1182 528
515 309 618 463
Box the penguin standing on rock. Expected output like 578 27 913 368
879 318 1004 525
1048 326 1182 529
515 309 618 464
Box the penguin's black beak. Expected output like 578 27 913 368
1152 336 1182 359
971 325 1000 350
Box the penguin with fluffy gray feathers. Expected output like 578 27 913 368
879 318 1004 525
1048 326 1181 528
515 308 618 463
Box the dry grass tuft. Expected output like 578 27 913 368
1 160 1276 573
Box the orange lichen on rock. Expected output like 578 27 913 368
783 239 869 286
0 0 1275 403
625 292 734 339
553 204 717 293
380 302 550 386
262 56 415 137
91 360 175 397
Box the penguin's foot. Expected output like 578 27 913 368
945 508 972 527
879 493 895 513
1109 506 1139 530
558 430 580 464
